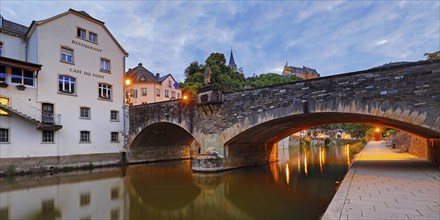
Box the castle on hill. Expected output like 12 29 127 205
282 62 320 80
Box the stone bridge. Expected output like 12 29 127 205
127 60 440 171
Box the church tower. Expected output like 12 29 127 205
228 49 237 71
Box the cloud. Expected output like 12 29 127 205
0 0 438 81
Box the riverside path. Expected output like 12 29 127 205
322 141 440 220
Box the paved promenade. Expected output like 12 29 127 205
322 141 440 220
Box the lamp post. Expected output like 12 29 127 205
375 127 381 141
123 78 131 150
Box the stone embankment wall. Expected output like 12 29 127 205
388 131 440 167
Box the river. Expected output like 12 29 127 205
0 141 359 220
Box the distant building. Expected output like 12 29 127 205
282 62 320 80
228 49 237 71
124 63 182 105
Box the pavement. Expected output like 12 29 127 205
322 141 440 220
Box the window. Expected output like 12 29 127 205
42 130 54 143
77 28 86 39
156 88 160 97
111 132 119 142
0 128 9 143
42 199 54 212
110 110 119 121
0 207 8 220
130 89 138 98
0 97 9 115
89 32 97 43
164 90 169 97
141 88 147 96
100 59 110 72
58 75 76 94
177 93 181 99
80 131 90 143
80 193 90 207
168 80 172 87
80 107 90 119
11 68 34 86
61 47 74 63
171 91 176 98
0 65 6 82
111 209 119 220
98 83 112 100
111 187 119 200
0 42 3 56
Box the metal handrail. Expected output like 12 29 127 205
0 91 61 124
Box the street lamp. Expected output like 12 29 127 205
123 78 131 150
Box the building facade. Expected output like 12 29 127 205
282 62 320 80
124 63 181 105
0 9 128 169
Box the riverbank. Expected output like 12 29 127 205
321 141 440 220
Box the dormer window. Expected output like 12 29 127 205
77 28 86 39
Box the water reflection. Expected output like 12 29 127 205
0 141 360 220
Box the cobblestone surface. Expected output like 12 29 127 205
322 141 440 220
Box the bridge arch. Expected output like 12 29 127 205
220 98 440 168
126 122 196 163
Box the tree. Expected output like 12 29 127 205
246 73 301 89
424 51 440 60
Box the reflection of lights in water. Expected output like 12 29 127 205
285 163 290 184
346 144 350 166
319 147 323 173
304 155 308 176
297 152 301 173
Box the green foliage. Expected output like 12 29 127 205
384 129 396 137
5 164 16 176
424 51 440 60
245 73 301 88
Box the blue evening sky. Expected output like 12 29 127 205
1 0 439 82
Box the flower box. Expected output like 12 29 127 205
0 82 8 88
16 84 26 90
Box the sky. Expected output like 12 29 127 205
0 0 439 82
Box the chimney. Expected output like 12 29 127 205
138 63 142 66
156 73 160 80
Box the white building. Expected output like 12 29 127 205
125 63 182 105
0 9 128 171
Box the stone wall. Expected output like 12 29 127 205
389 131 428 158
126 145 190 164
0 153 122 176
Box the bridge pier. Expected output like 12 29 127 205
126 145 190 164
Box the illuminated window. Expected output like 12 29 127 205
89 32 97 43
98 83 112 100
80 131 90 143
100 59 110 72
80 193 90 207
11 68 34 86
42 130 54 143
0 97 9 115
111 132 119 142
61 47 74 63
141 88 147 96
0 128 9 143
110 110 119 121
58 75 76 94
77 28 86 39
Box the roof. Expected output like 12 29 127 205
286 65 320 76
125 63 158 83
25 9 128 56
0 56 42 71
0 16 28 36
228 49 237 68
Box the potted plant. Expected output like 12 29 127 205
0 81 8 88
16 84 26 90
